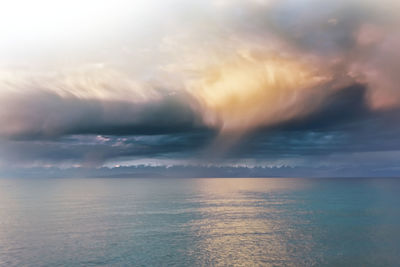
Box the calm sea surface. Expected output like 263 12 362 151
0 178 399 266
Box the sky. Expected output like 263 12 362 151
1 0 400 176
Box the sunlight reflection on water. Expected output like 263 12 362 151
0 178 399 266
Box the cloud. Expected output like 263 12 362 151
1 0 400 171
205 0 400 111
186 51 330 133
0 132 216 168
0 65 207 139
349 29 400 109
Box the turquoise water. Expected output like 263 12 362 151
0 178 399 266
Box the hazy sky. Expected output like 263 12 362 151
1 0 400 174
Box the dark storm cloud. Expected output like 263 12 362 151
1 80 400 169
0 131 216 167
1 85 400 172
269 83 371 132
0 89 208 140
223 83 400 163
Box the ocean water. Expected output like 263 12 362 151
0 178 399 266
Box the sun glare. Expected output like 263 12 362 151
0 0 159 47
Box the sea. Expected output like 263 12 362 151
0 177 399 266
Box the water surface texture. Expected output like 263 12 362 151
0 178 399 266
